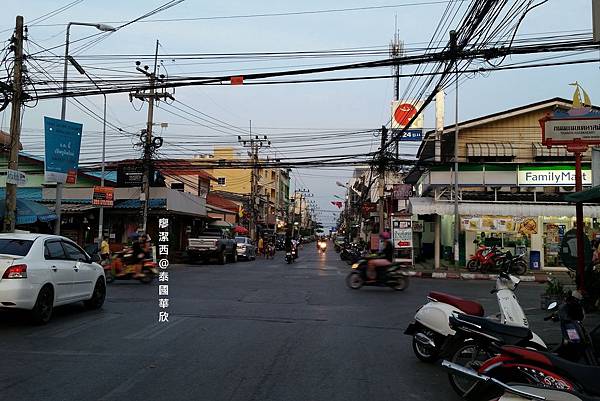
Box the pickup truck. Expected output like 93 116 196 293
187 228 238 264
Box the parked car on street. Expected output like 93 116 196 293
187 227 237 264
0 233 106 324
235 237 256 260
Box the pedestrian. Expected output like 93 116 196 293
258 236 264 257
100 236 110 262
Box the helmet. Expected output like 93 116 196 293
380 232 391 240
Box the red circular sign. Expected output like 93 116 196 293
394 103 417 126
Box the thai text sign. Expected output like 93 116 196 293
392 218 412 249
392 184 413 200
44 117 82 184
92 186 114 207
6 169 26 186
518 167 591 186
541 117 600 146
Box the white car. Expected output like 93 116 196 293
0 233 106 324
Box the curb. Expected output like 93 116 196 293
407 271 548 283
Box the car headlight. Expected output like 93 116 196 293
351 263 359 269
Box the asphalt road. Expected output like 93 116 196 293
0 244 551 401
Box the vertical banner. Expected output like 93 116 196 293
392 217 413 249
44 116 82 184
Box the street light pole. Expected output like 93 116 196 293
56 22 115 235
67 56 107 243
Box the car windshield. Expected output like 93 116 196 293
0 239 34 256
235 238 246 244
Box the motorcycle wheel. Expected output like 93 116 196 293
466 260 480 272
448 340 493 398
346 272 363 289
140 270 154 284
511 261 527 276
104 270 114 284
392 276 409 291
412 326 440 363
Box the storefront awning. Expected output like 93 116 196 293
467 143 514 158
409 197 600 217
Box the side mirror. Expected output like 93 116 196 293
547 301 558 311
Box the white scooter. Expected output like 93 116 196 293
404 268 546 362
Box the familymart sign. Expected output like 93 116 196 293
518 166 592 186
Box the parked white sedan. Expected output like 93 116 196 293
0 233 106 324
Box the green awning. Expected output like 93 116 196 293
564 186 600 203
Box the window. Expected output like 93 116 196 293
45 241 66 260
0 239 34 256
217 177 226 186
61 241 88 261
171 182 185 191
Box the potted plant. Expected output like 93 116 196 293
540 275 565 310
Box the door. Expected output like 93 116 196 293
44 240 73 304
61 241 96 299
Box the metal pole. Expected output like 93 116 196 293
3 16 24 233
575 152 586 292
97 93 106 242
451 30 460 266
55 24 72 235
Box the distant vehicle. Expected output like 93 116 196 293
0 234 106 324
334 236 346 252
235 237 256 260
187 227 237 264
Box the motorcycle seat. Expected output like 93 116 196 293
451 313 532 344
502 346 600 396
429 292 484 316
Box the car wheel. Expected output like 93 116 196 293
218 250 227 265
84 278 106 309
31 285 54 325
232 251 238 263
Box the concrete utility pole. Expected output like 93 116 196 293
450 30 461 266
434 89 445 270
3 16 24 233
238 126 270 240
130 40 173 233
378 126 388 235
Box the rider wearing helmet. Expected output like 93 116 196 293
380 231 394 262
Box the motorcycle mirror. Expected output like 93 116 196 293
547 301 558 311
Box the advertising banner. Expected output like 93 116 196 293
92 186 114 207
6 169 26 186
44 117 82 184
392 218 412 249
391 101 424 129
392 184 413 200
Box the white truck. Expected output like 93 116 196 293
187 227 238 264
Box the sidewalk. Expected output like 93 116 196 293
407 259 574 284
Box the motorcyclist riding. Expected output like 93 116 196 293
367 232 394 281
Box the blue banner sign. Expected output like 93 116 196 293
44 117 82 184
397 129 423 142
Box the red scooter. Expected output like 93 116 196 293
467 245 500 272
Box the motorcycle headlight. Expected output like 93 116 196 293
351 263 359 269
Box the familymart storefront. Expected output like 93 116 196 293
412 164 600 270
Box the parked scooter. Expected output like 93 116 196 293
404 267 545 363
468 246 528 275
442 359 600 401
467 245 500 272
445 294 599 398
346 258 409 291
104 251 158 284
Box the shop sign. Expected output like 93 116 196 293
462 215 537 235
92 186 114 207
412 220 424 233
392 184 413 200
392 218 412 249
518 167 592 186
361 202 377 216
44 116 82 184
117 164 144 187
392 101 424 129
6 169 26 186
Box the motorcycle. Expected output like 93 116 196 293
442 359 600 401
285 245 298 264
467 245 500 272
404 265 545 364
317 240 327 254
346 258 409 291
104 250 158 284
469 246 528 275
446 294 599 398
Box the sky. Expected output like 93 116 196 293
0 0 598 229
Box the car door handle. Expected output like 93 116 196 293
51 266 57 272
73 266 79 271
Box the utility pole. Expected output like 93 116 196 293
3 16 24 233
238 127 270 240
389 19 403 159
130 40 173 233
378 126 388 235
450 30 461 266
434 89 445 270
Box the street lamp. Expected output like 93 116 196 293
67 55 107 244
55 22 115 236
